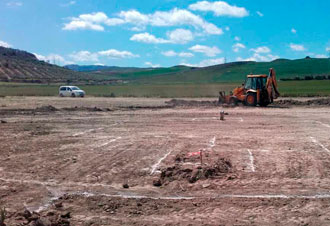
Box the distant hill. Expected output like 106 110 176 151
64 64 143 73
65 59 330 84
1 46 329 84
0 47 86 83
133 58 330 84
0 47 120 83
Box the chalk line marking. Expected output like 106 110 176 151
150 150 173 175
310 137 330 153
96 137 122 148
4 177 330 204
72 128 103 137
247 149 255 172
315 121 330 128
209 136 216 148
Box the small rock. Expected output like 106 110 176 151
46 211 55 216
35 217 51 226
54 202 63 209
22 209 32 219
152 179 162 187
61 211 71 219
202 183 210 188
1 120 7 123
123 184 129 189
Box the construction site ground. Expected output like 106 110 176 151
1 96 330 225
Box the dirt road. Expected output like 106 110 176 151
1 97 330 225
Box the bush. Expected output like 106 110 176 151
315 75 326 80
304 75 314 80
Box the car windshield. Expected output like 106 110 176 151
71 87 80 90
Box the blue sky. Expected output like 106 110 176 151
0 0 329 67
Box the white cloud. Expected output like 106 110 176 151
198 58 225 67
189 45 221 57
98 49 139 59
148 8 223 35
63 13 105 31
60 1 76 7
63 9 223 35
179 52 194 57
162 50 177 57
237 53 279 62
145 62 160 68
0 40 11 48
130 33 169 44
232 43 246 52
166 29 193 44
161 50 194 57
315 54 327 58
34 53 74 65
291 28 297 34
326 47 330 52
234 36 240 41
256 11 263 17
69 51 99 62
225 26 230 31
188 1 249 17
130 29 194 44
290 43 306 51
250 46 271 53
6 1 22 7
63 12 124 31
181 57 225 67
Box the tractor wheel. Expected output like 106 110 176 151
244 93 257 106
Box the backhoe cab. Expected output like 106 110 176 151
219 68 280 107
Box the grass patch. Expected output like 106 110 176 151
1 80 330 97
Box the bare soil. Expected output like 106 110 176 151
1 97 330 225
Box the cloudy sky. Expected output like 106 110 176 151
0 0 329 67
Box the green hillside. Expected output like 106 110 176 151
132 58 330 84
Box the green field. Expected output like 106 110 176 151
1 80 330 98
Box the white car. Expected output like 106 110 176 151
59 86 85 97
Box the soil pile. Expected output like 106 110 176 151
166 99 219 107
35 105 58 112
275 98 330 106
12 208 70 226
155 158 232 186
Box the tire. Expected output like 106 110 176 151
244 93 257 106
59 93 64 97
71 93 76 98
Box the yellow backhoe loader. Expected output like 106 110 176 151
218 68 280 106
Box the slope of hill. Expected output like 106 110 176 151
0 47 117 83
1 46 329 84
135 58 330 84
64 64 143 73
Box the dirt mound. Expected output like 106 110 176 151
275 98 330 106
12 208 70 226
35 105 58 112
166 99 219 107
155 158 232 186
62 106 111 112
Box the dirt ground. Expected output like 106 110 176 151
1 96 330 225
